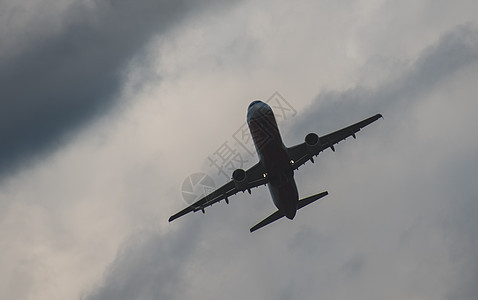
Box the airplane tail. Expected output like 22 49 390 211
297 191 328 209
250 191 328 232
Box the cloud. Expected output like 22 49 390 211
287 24 478 299
286 24 478 140
2 0 477 299
80 24 478 300
82 224 204 300
0 0 233 180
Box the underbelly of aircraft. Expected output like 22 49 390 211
268 178 299 219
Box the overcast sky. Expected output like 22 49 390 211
1 0 477 299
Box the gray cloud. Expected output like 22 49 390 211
82 24 478 300
0 0 232 179
82 223 204 300
286 24 478 299
286 24 478 141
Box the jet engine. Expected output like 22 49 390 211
305 133 321 154
232 169 248 191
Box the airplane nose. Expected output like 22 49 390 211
248 107 262 119
248 100 262 110
247 101 271 121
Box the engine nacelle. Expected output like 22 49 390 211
305 133 321 154
232 169 248 191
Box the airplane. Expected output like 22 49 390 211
169 100 382 232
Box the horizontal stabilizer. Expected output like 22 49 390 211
250 191 328 233
297 191 328 210
250 210 284 232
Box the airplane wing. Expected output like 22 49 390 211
169 162 268 222
287 114 382 170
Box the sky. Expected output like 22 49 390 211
1 0 477 299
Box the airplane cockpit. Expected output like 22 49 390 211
248 100 262 110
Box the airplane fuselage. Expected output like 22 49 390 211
247 101 299 219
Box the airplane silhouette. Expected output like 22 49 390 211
169 100 382 232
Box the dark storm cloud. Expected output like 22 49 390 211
0 0 232 179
